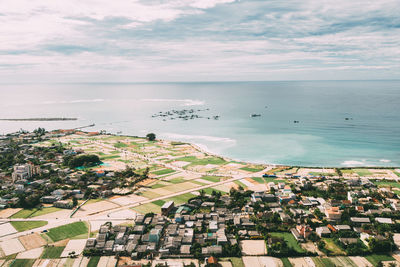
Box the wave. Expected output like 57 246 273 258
341 160 367 166
379 159 391 163
141 98 205 106
42 99 105 104
161 132 236 144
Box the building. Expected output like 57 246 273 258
54 200 73 209
12 163 40 182
316 226 331 237
325 207 342 221
161 201 174 216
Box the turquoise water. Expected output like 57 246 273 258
0 81 399 167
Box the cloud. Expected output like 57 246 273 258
0 0 399 81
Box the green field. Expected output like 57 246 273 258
373 180 400 189
87 256 101 267
365 254 395 266
353 169 373 176
10 221 48 232
46 221 88 242
165 193 196 205
330 257 357 267
312 257 335 267
10 259 35 267
240 167 264 172
323 238 346 255
41 246 65 258
263 177 287 184
176 156 227 166
168 177 186 184
152 200 166 206
202 187 227 195
251 177 265 183
269 232 306 253
220 257 245 267
113 142 128 148
132 203 161 214
234 180 248 188
201 176 221 183
100 154 120 160
151 168 175 176
10 207 61 219
281 258 292 267
150 183 166 189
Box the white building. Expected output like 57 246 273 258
12 163 40 182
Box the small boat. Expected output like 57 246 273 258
293 120 300 123
250 114 261 117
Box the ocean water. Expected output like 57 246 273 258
0 81 399 167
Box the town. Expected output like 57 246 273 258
1 129 400 267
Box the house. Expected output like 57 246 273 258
291 225 312 242
180 244 191 254
375 218 393 224
54 200 73 209
161 201 174 216
325 207 342 221
350 217 370 225
334 225 352 231
316 226 331 237
202 245 222 255
149 229 161 243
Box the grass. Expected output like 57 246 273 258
312 257 335 267
168 177 186 184
240 167 264 172
10 207 61 219
46 221 88 242
202 187 227 195
323 238 346 256
251 177 265 183
150 183 166 189
10 221 48 232
309 172 336 177
234 180 247 188
365 254 395 266
281 258 292 267
10 259 36 267
140 190 163 199
87 256 101 267
201 176 221 183
176 156 227 166
373 180 400 189
331 257 357 267
263 177 287 184
113 142 128 148
269 232 306 253
132 203 161 214
41 246 65 258
165 193 196 205
151 168 175 176
220 257 245 267
353 168 373 176
152 200 166 206
100 154 120 160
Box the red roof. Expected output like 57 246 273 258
208 256 218 264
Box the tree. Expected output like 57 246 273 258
146 133 156 141
72 197 78 207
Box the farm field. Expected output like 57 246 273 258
45 222 88 242
270 232 306 253
41 246 65 259
365 254 395 266
10 221 48 232
323 238 346 255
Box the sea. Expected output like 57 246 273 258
1 81 399 167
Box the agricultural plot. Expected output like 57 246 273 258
0 238 25 256
329 257 357 267
41 246 66 258
322 238 345 255
165 193 196 205
201 176 222 183
16 247 44 259
270 232 306 253
240 166 265 172
0 222 18 236
0 208 22 219
10 221 47 232
176 156 227 167
18 233 47 250
151 168 176 176
240 240 267 255
312 257 334 267
9 259 35 267
87 256 101 267
132 203 161 214
60 239 87 258
365 254 395 266
353 169 373 177
46 222 88 242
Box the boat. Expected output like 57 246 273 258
250 114 261 117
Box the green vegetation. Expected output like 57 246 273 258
41 246 65 258
99 154 120 160
46 221 88 242
323 238 346 255
309 172 336 177
113 142 128 148
269 232 306 253
152 200 166 206
202 187 227 195
168 177 186 184
165 193 196 205
234 180 247 188
263 177 287 184
365 254 395 266
220 257 245 267
281 258 292 267
10 220 48 232
331 257 357 267
151 183 166 189
201 176 221 183
372 180 400 189
240 166 264 172
132 203 161 214
146 133 156 141
176 156 227 166
251 177 265 183
151 168 175 176
312 257 334 267
10 207 61 218
353 168 373 176
10 259 35 267
87 256 101 267
64 154 101 168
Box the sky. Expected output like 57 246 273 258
0 0 399 82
